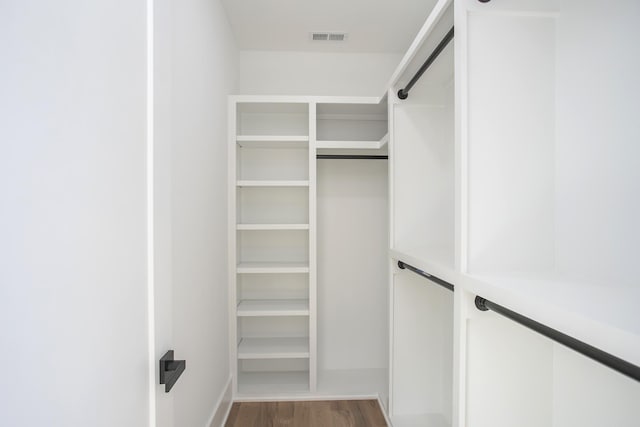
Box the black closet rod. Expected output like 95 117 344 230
475 296 640 383
317 155 388 160
397 260 454 292
397 27 454 100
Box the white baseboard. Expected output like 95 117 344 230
233 393 379 403
376 394 394 427
207 375 233 427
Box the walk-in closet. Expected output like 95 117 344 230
4 0 638 426
228 0 640 426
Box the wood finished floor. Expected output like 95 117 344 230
225 400 388 427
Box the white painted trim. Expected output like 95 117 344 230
377 394 394 427
230 95 385 105
145 0 156 425
386 88 396 418
227 98 238 396
233 393 380 403
207 376 233 427
308 102 318 392
453 5 469 425
384 0 453 92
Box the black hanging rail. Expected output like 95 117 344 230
317 155 388 160
475 296 640 383
397 27 455 100
397 260 454 292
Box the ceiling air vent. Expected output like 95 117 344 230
310 32 348 42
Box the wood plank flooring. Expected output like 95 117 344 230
225 400 388 427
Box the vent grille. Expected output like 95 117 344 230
310 32 348 42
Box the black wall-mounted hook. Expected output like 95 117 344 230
160 350 186 392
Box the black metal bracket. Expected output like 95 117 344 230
474 296 489 311
397 260 454 292
474 296 640 383
160 350 186 392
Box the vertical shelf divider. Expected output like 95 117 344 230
308 101 318 392
228 97 239 396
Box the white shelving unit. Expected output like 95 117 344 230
388 2 455 425
229 96 391 403
388 1 640 427
230 99 316 396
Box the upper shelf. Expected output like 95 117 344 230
317 133 389 150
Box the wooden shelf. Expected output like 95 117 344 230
237 224 309 231
316 132 389 150
237 371 310 395
237 337 310 359
237 180 310 187
237 299 310 317
237 262 310 274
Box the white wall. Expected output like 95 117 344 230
239 51 401 96
0 2 149 426
169 0 237 426
153 0 175 425
317 160 389 371
555 0 640 287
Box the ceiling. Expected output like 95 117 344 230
221 0 439 53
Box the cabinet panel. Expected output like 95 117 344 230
466 13 556 274
391 267 453 424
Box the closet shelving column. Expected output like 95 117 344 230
387 1 456 426
229 98 316 395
